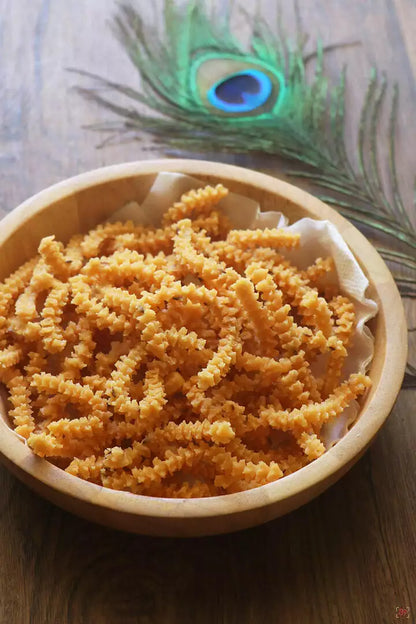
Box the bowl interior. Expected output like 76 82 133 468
0 160 406 536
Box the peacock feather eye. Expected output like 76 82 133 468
207 69 272 113
191 53 285 117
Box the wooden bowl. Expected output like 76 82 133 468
0 160 407 537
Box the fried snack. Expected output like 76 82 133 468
63 318 96 380
38 236 71 280
162 184 228 225
3 370 35 438
39 282 70 353
226 227 300 250
0 184 372 498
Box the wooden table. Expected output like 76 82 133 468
0 1 415 622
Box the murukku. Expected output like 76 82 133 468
105 344 145 417
62 318 96 380
30 374 110 433
206 447 283 490
330 295 356 346
259 373 371 432
296 431 326 460
226 438 280 465
227 227 300 250
236 351 297 381
98 285 168 356
28 431 104 458
0 258 38 341
301 257 335 286
0 345 23 369
83 249 175 291
196 285 243 390
49 412 104 436
95 339 132 377
245 263 303 354
197 333 239 391
107 227 174 256
0 183 372 498
4 370 35 438
82 375 108 392
15 287 39 322
137 367 167 425
211 242 285 274
70 275 133 334
103 441 151 469
66 455 105 481
192 211 231 239
162 184 228 226
146 419 235 450
185 379 246 435
25 350 48 377
320 336 348 398
270 263 333 337
132 445 205 487
234 277 277 357
173 218 224 282
80 221 146 258
65 234 84 273
38 236 71 281
39 281 70 353
36 394 67 421
0 258 37 313
320 295 356 396
279 451 309 475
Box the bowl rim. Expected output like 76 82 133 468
0 158 408 521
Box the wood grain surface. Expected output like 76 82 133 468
0 1 414 623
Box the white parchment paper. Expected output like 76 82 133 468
110 172 378 447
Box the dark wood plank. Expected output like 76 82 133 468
0 1 414 623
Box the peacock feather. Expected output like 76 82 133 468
73 1 416 385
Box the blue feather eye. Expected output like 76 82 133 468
207 69 272 113
192 52 285 117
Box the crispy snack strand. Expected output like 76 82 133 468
0 184 372 497
162 184 228 226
